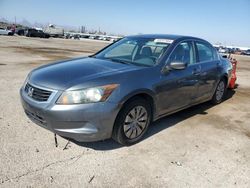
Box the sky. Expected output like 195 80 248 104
0 0 250 47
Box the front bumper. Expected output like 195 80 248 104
20 86 120 142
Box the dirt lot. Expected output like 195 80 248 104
0 36 249 188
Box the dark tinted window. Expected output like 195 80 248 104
168 41 195 64
196 42 216 62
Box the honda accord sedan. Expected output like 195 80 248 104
20 34 232 145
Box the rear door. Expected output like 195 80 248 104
194 41 220 102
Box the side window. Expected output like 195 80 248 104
196 42 216 62
168 42 195 64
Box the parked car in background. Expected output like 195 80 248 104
15 28 25 36
20 34 232 145
242 49 250 56
25 28 50 38
43 24 64 38
72 35 80 40
110 37 120 42
219 47 228 54
0 27 14 35
89 35 99 40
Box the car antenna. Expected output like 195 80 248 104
54 133 58 147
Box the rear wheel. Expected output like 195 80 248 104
211 79 226 104
112 98 151 145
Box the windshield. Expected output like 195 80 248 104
94 37 172 66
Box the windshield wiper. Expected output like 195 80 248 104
89 54 96 58
105 58 132 65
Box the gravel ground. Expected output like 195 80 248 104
0 36 249 188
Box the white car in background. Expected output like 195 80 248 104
218 47 228 53
0 27 13 35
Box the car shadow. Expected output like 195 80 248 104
69 89 236 151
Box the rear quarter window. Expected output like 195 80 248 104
196 42 218 62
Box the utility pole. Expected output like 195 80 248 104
81 26 86 33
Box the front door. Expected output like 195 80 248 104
156 41 200 115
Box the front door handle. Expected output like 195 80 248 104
192 69 201 75
192 66 201 75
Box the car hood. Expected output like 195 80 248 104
29 57 138 90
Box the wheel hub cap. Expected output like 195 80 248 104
216 81 225 101
123 106 148 139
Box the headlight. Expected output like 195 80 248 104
56 84 119 104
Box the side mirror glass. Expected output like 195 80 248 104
161 61 187 75
169 61 187 70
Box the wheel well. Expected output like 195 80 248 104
121 93 155 118
222 75 228 85
112 93 155 137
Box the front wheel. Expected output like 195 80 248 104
112 98 151 145
211 79 226 104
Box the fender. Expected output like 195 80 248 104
118 88 158 119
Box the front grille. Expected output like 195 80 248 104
25 110 47 126
25 83 52 102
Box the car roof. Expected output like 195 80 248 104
127 34 205 42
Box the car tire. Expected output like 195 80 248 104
211 79 227 104
112 98 151 145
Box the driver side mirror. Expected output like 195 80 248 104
169 61 187 70
162 61 187 74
